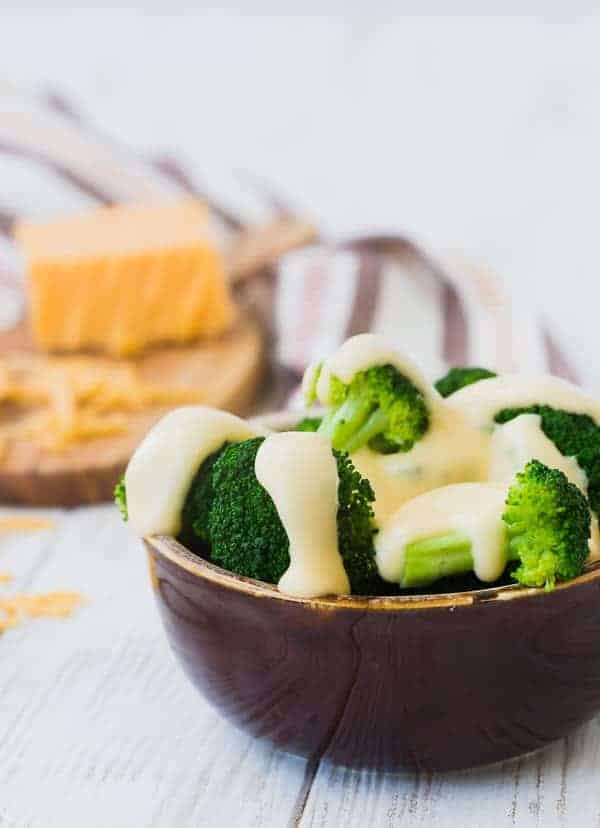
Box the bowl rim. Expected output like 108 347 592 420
146 534 600 612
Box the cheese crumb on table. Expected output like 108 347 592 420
0 516 54 532
0 592 82 634
15 199 235 357
0 516 80 634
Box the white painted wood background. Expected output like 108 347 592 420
2 505 600 826
2 6 600 825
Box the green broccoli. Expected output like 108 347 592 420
113 447 227 551
294 416 322 432
503 460 590 589
399 460 590 591
317 364 430 455
114 477 128 520
178 447 227 554
435 366 497 398
494 406 600 515
199 437 386 595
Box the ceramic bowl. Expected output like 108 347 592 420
145 533 600 772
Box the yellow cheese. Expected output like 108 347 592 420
0 591 82 634
0 516 54 532
0 352 205 456
16 199 235 356
0 520 79 634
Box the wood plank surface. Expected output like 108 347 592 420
0 507 308 828
1 505 599 827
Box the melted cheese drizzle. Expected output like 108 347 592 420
448 375 600 563
352 405 490 526
125 351 600 594
376 483 508 583
125 406 257 536
489 414 586 489
315 333 438 407
489 414 600 560
448 373 600 428
255 432 350 598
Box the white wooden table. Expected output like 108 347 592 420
2 506 600 827
3 7 600 825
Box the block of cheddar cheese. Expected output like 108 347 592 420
15 199 235 357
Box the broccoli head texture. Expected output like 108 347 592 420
334 449 384 594
318 364 430 455
495 405 600 515
503 459 590 590
178 447 228 554
203 436 385 594
207 438 290 584
434 366 497 398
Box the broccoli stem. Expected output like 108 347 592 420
318 393 394 453
401 533 474 587
318 393 374 451
343 409 390 454
400 531 518 588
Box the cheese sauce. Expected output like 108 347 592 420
453 380 600 562
125 406 257 536
255 432 350 598
126 349 600 595
448 373 600 428
351 405 490 525
315 332 438 407
376 483 508 584
489 414 586 490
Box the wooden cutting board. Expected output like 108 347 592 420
0 314 264 507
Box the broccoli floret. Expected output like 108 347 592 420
503 460 590 589
207 438 290 584
435 366 497 398
495 405 600 515
114 477 128 520
335 450 383 594
399 461 590 591
295 416 322 432
202 436 386 594
317 364 430 455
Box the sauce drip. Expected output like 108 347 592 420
489 414 586 490
255 432 350 598
315 333 438 407
448 373 600 428
376 483 508 584
125 406 257 536
351 405 489 525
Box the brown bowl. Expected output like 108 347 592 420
146 534 600 773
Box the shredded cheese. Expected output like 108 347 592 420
0 517 79 633
0 591 82 634
0 352 204 457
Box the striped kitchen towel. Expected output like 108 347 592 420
275 237 580 403
0 85 579 407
